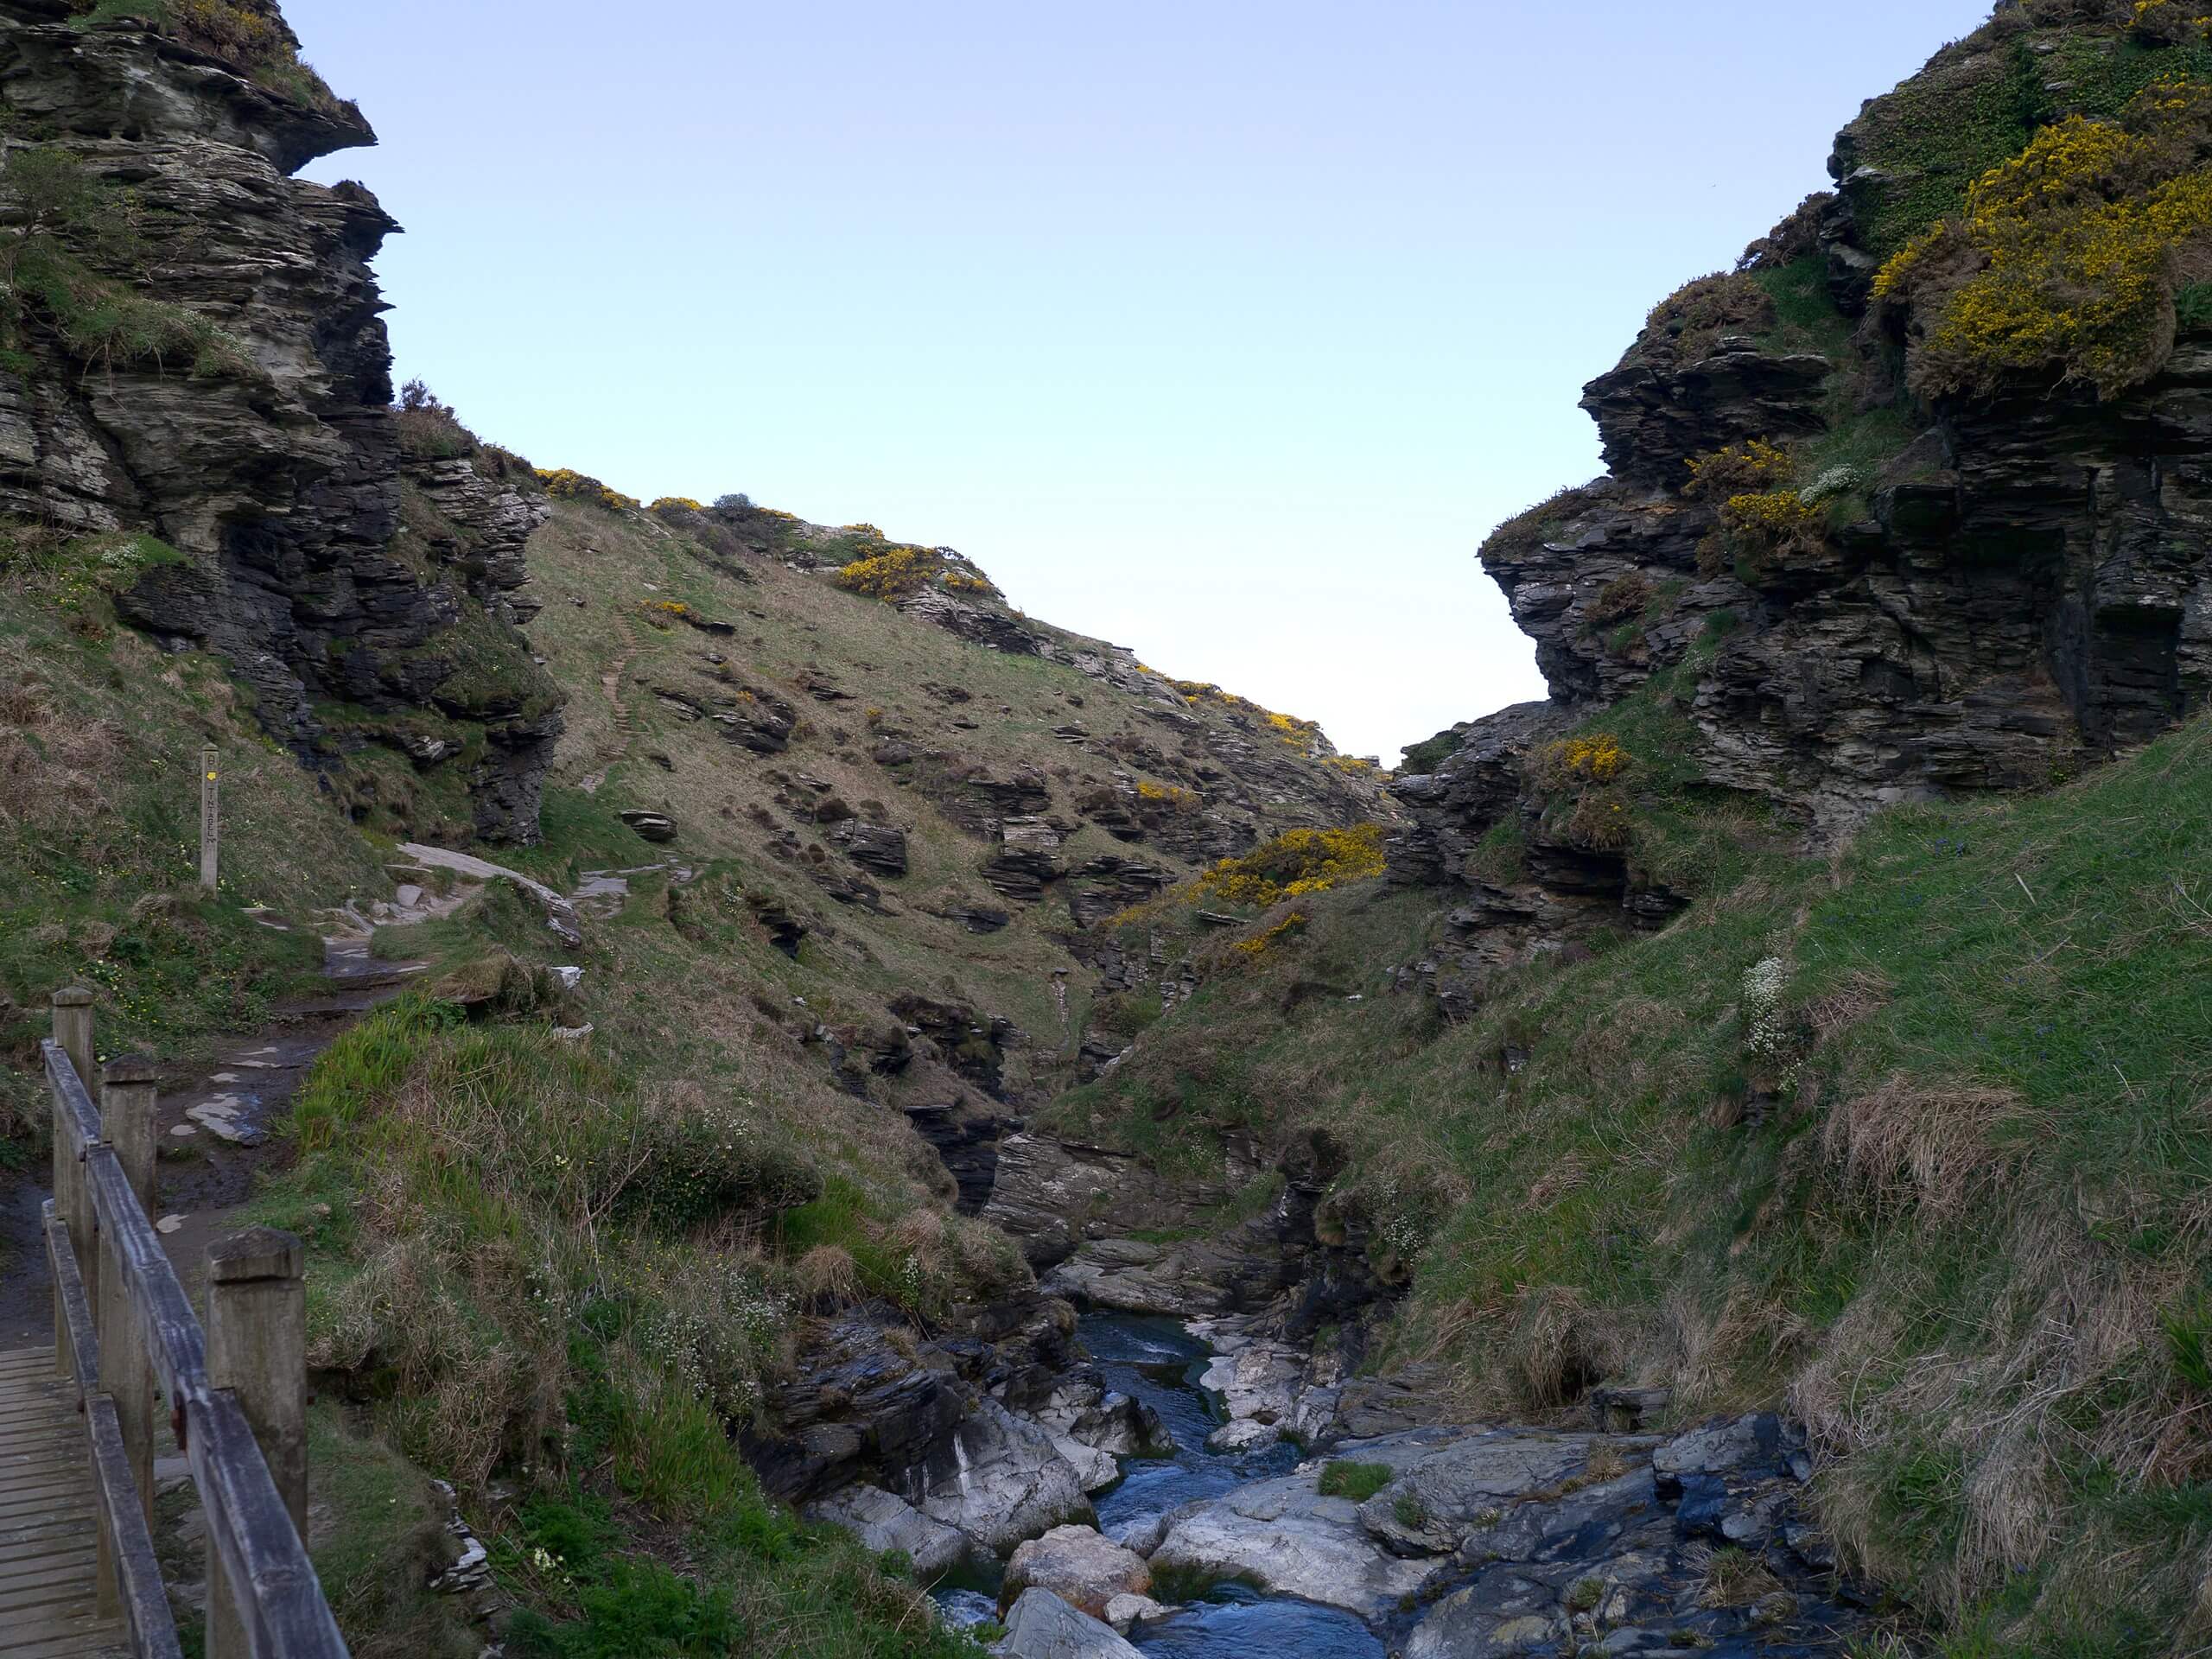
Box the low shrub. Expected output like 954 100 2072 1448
1481 485 1597 565
394 380 477 461
70 0 359 122
1588 572 1653 627
607 1083 823 1234
1233 910 1308 957
1135 779 1198 810
1401 726 1468 773
1192 823 1387 910
537 469 640 512
1533 735 1634 852
833 544 937 601
1639 271 1776 365
1683 438 1794 501
2131 0 2212 47
1876 77 2212 397
1535 734 1630 791
1695 489 1825 578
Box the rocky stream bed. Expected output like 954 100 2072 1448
807 1306 1885 1658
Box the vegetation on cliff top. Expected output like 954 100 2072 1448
68 0 360 123
1878 73 2212 396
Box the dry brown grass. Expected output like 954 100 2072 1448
1671 1285 1810 1413
1508 1286 1627 1413
1818 1075 2036 1220
1585 1441 1630 1481
796 1244 860 1306
1523 1154 1589 1211
1694 1542 1784 1608
1791 1201 2212 1620
309 1237 566 1491
0 676 116 829
1804 969 1892 1044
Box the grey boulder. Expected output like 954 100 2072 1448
995 1587 1146 1659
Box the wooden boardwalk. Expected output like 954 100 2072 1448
0 1346 127 1659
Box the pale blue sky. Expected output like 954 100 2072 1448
290 0 1993 761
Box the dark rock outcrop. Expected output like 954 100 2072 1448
0 3 561 840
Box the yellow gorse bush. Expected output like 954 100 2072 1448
1191 823 1388 909
1721 490 1822 537
536 468 640 512
1548 735 1630 787
2132 0 2212 45
1535 736 1636 852
1135 779 1198 808
834 543 936 601
1684 438 1794 499
1233 911 1309 957
649 496 705 513
1876 78 2212 397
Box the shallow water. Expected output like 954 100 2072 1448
1131 1583 1383 1659
1077 1313 1382 1659
929 1312 1382 1658
1081 1313 1302 1536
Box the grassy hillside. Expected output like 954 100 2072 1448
0 438 1391 1654
1049 681 2212 1656
0 528 385 1151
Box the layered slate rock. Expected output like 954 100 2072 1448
1121 1416 1864 1654
0 2 563 840
1402 61 2212 861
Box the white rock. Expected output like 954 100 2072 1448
909 1398 1094 1554
804 1484 970 1578
1004 1525 1151 1618
1046 1430 1122 1494
996 1587 1145 1659
1102 1592 1170 1633
1149 1472 1440 1618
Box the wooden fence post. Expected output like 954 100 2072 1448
205 1229 308 1659
200 745 220 893
50 987 96 1373
96 1058 160 1557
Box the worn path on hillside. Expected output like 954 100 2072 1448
0 845 602 1346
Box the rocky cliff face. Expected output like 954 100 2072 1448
0 0 559 841
1399 3 2212 933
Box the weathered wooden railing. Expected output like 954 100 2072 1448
41 988 348 1659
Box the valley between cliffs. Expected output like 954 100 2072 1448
5 3 2212 1658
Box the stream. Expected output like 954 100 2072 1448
936 1312 1383 1657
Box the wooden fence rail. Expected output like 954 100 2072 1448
37 988 348 1659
